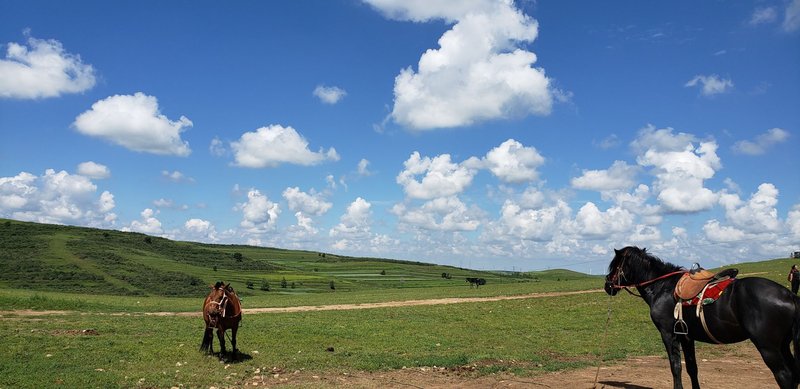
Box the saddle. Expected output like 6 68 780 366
672 265 738 342
674 265 738 300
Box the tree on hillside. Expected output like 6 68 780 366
260 279 270 291
233 252 243 262
329 280 335 290
281 277 288 288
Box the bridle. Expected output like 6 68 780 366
607 255 686 297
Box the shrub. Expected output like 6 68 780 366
144 236 152 244
281 277 288 288
246 281 254 289
329 280 335 290
260 280 270 291
380 270 386 275
233 252 243 262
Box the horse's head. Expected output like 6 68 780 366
604 246 647 296
205 282 230 320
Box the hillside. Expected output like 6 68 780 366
0 218 536 297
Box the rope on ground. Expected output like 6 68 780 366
593 293 614 389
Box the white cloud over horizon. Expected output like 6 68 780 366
73 93 193 156
0 169 116 227
0 35 96 99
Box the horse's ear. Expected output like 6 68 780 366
614 248 620 255
209 284 215 289
642 247 647 253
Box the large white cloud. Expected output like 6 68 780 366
238 189 280 233
571 160 639 192
0 36 96 99
282 187 332 216
73 93 192 156
633 126 720 214
0 169 116 226
367 0 554 129
396 152 479 200
231 125 339 168
732 128 790 155
482 139 545 183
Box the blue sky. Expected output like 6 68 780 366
1 1 798 273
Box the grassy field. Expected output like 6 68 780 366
0 218 795 388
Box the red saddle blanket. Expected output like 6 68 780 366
680 278 735 306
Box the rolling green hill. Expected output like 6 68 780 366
0 218 541 297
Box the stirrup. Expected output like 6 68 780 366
674 319 688 335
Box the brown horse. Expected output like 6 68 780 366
200 282 242 359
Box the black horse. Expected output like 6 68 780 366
605 246 800 389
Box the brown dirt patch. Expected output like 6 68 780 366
243 342 775 388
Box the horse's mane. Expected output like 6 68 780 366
609 246 683 281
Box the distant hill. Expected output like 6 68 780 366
0 218 530 297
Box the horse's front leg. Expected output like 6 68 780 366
217 328 227 356
680 336 701 389
659 329 684 388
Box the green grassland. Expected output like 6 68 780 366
0 218 794 388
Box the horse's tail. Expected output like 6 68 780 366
792 297 800 385
200 327 213 353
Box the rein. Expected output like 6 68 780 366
609 259 686 297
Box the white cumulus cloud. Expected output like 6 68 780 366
396 152 479 200
633 126 720 214
73 93 192 156
367 0 554 129
0 35 96 99
282 187 332 216
0 169 116 227
238 189 280 233
482 139 545 183
718 183 781 233
183 218 218 242
124 208 163 234
231 124 339 168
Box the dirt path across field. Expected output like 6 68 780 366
246 342 775 388
0 289 605 318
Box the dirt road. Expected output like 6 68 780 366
247 342 774 388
